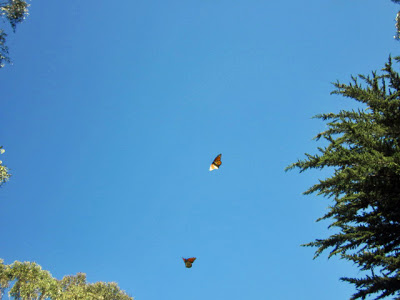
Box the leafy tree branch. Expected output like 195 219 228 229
0 259 133 300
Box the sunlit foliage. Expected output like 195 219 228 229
0 0 29 68
0 259 133 299
0 0 29 31
395 11 400 40
0 147 10 186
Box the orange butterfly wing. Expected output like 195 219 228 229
209 154 222 171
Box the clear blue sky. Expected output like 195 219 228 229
1 0 399 299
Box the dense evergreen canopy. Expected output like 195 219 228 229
287 57 400 299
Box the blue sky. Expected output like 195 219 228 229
1 0 399 299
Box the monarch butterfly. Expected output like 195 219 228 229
209 154 222 171
182 257 196 268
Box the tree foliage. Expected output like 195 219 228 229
287 57 400 299
392 0 400 40
0 30 10 68
0 0 28 31
0 259 133 299
0 0 29 68
0 146 10 186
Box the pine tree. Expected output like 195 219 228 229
287 57 400 300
